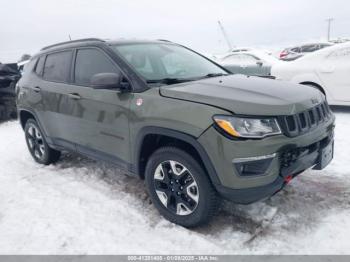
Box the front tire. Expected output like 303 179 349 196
24 119 61 165
145 147 219 227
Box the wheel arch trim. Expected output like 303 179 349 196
18 108 53 145
134 126 221 186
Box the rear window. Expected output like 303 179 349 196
43 51 72 82
35 56 45 75
301 45 318 53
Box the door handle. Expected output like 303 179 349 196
68 93 81 100
33 86 41 93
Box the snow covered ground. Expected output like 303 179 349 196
0 107 349 255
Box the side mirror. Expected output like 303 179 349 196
91 72 123 90
256 61 263 66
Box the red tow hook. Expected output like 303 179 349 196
284 175 293 184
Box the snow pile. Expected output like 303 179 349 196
0 109 349 254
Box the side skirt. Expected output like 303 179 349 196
49 137 136 176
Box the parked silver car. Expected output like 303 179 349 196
279 43 332 61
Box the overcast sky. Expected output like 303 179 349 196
0 0 349 62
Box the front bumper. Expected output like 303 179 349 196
216 133 334 204
198 114 335 204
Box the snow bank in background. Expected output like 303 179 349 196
0 108 349 254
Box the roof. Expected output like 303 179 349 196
34 38 175 58
41 38 174 51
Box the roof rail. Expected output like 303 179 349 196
157 39 172 42
41 38 105 51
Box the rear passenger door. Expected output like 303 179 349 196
67 48 132 168
38 50 78 151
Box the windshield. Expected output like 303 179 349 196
111 43 228 83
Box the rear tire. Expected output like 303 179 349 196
24 119 61 165
145 147 219 227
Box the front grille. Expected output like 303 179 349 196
278 101 332 137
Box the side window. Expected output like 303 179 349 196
291 47 301 53
43 51 72 82
74 49 118 86
35 56 45 76
240 54 258 65
223 54 242 64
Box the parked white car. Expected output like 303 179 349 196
216 50 281 77
271 42 350 106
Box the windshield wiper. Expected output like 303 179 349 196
146 78 194 85
203 73 229 78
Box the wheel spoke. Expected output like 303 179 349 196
28 126 34 137
169 160 188 177
154 164 165 181
156 190 168 207
27 137 35 149
34 147 41 158
176 201 193 216
185 181 199 204
39 145 45 155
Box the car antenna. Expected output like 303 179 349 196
68 34 72 41
217 20 233 51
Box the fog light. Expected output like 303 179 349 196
233 154 276 177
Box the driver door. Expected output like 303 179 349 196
63 47 132 167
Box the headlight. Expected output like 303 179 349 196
213 115 281 138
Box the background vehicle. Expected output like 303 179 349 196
279 42 333 61
0 63 20 120
17 38 335 227
216 50 281 77
272 42 350 106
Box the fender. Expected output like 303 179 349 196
291 73 332 99
134 126 221 186
17 107 55 147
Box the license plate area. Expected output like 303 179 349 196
314 140 334 170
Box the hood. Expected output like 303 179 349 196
159 75 324 116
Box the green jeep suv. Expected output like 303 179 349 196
16 38 335 227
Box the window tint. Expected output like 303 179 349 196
240 54 258 65
223 54 242 64
35 56 45 75
291 47 301 53
301 45 318 53
43 51 72 82
74 49 117 85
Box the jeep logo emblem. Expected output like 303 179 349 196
311 98 319 105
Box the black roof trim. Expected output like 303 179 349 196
41 38 105 51
157 39 172 42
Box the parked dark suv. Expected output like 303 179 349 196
17 38 335 227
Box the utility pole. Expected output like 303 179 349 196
326 18 334 41
217 20 233 51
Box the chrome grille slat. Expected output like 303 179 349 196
278 101 332 137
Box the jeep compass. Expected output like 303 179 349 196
16 38 335 227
